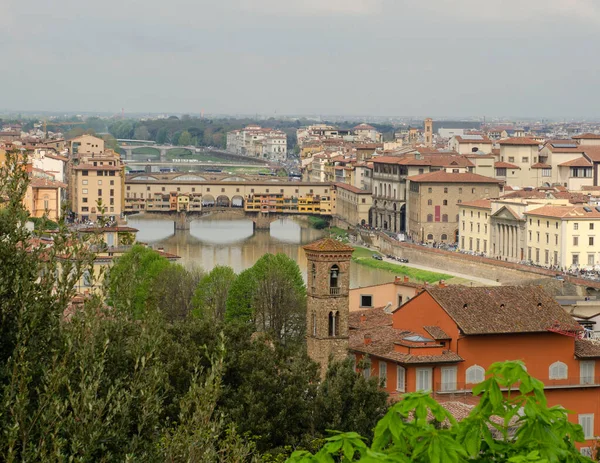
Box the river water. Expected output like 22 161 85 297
126 214 395 288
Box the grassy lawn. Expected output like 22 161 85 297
351 246 453 284
129 147 160 156
165 147 196 158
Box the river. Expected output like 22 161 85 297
126 214 395 289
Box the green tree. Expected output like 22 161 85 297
314 358 389 441
225 268 257 323
252 253 306 345
193 265 236 321
156 127 169 144
178 130 193 146
101 133 120 151
288 361 593 463
134 125 150 140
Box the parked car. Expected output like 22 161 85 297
372 254 383 261
555 274 565 281
398 258 409 263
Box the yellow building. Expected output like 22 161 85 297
68 134 105 156
458 199 492 254
70 149 125 221
525 205 600 270
334 182 372 226
24 177 66 222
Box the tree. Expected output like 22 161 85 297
193 266 236 321
134 125 150 140
150 264 204 321
101 133 120 151
314 358 389 441
225 268 257 324
156 127 169 144
252 253 306 345
288 361 593 463
178 130 193 146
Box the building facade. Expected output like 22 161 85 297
226 125 287 161
334 182 372 226
407 171 502 243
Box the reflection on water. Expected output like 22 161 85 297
126 214 396 288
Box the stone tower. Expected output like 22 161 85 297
303 238 354 378
424 117 433 147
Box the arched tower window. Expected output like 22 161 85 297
330 265 339 288
329 311 338 337
549 361 568 380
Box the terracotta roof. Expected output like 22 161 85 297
558 157 592 167
407 171 502 184
495 161 519 169
582 146 600 162
459 199 492 209
525 205 600 219
531 163 551 169
424 286 578 335
73 164 122 171
498 137 540 146
573 133 600 140
423 325 451 340
29 177 67 188
302 238 354 253
454 135 492 144
354 123 376 130
335 182 371 194
575 339 600 358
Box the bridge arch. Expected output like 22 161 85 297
216 195 230 207
202 194 215 207
231 195 244 208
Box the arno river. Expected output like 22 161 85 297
126 213 395 288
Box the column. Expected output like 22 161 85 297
510 226 514 259
501 224 506 258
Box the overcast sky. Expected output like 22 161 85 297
2 0 600 118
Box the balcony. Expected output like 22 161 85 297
330 287 340 296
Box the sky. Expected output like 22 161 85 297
2 0 600 118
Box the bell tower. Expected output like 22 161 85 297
303 238 354 378
424 117 433 147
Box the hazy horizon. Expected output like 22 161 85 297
2 0 600 118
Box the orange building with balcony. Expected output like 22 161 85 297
350 285 600 451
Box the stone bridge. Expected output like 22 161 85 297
120 145 198 162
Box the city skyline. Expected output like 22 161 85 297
2 0 600 117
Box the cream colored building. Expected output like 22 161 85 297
497 137 542 187
334 182 372 226
349 277 424 312
525 205 600 270
458 199 492 254
68 135 105 156
448 135 493 155
70 149 125 221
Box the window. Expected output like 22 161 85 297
573 254 580 265
360 295 373 307
82 170 88 176
441 233 448 240
328 311 339 337
427 199 432 205
110 180 114 185
508 157 515 162
82 189 88 194
590 237 595 246
441 366 457 392
379 362 387 388
542 168 551 177
574 236 579 246
466 365 485 384
82 197 88 203
471 188 475 194
427 214 433 222
442 214 448 223
443 187 448 193
363 361 371 379
98 180 103 185
428 187 432 193
82 180 88 185
545 250 549 264
522 157 529 163
83 270 92 287
458 188 462 194
581 361 595 385
589 254 595 266
549 361 568 380
110 189 114 197
427 233 434 240
98 189 102 196
443 200 448 206
81 207 89 212
396 366 406 392
416 367 432 391
574 223 579 230
579 414 594 440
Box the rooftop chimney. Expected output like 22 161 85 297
364 334 372 345
438 280 446 288
360 313 366 323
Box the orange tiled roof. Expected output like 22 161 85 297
498 137 540 146
426 286 578 335
573 133 600 140
495 161 519 169
407 171 502 184
335 182 371 194
458 199 492 209
531 163 551 169
303 238 354 252
525 205 600 219
558 157 592 167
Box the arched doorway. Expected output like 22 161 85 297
216 195 230 207
202 194 215 207
399 204 406 232
454 229 459 243
231 195 244 208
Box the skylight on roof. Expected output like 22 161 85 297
403 335 434 343
552 143 578 148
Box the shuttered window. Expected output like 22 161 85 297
579 414 594 439
580 361 595 385
379 362 387 388
416 368 432 391
466 365 485 384
396 366 406 392
441 366 457 392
